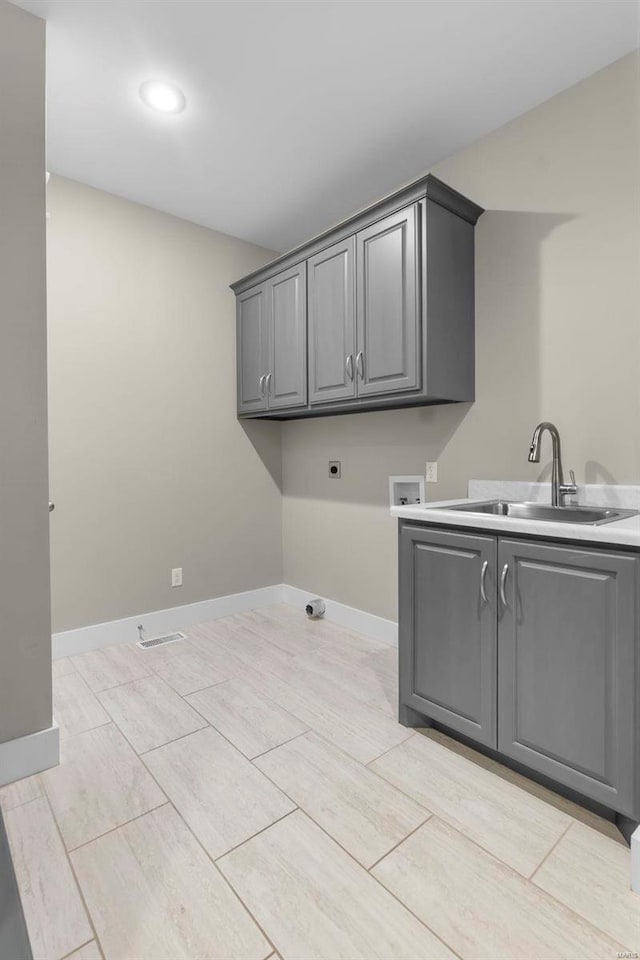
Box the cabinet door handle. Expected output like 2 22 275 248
259 374 266 396
356 351 364 379
500 563 510 609
480 560 488 604
346 354 354 382
266 373 272 395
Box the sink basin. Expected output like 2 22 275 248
445 501 638 525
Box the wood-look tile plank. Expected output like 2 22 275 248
313 625 395 659
190 618 246 644
292 647 396 716
71 644 153 692
193 625 299 701
65 941 103 959
187 679 307 759
373 817 624 960
365 644 399 673
186 624 252 675
421 727 626 843
255 731 429 867
54 671 111 740
285 637 398 715
227 610 271 628
230 661 296 703
71 804 271 960
233 612 322 657
144 726 295 859
532 821 640 950
98 675 207 753
42 723 166 850
265 611 395 658
150 648 232 695
259 603 307 623
370 732 570 875
211 624 297 673
0 773 42 814
52 656 77 679
219 810 455 960
5 797 93 960
271 678 411 764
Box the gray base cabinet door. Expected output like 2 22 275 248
356 204 420 397
237 284 268 413
308 237 356 404
497 538 638 818
399 525 497 747
266 263 307 409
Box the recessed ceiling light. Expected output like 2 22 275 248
139 80 186 115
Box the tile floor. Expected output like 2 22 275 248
1 604 637 960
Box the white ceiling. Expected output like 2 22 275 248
12 0 639 252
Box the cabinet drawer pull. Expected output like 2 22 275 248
500 563 510 609
480 560 489 604
356 351 364 379
346 354 354 382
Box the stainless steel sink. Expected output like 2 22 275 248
446 501 638 525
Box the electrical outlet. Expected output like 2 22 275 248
171 567 183 587
328 461 341 479
426 462 438 483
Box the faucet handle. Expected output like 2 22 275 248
560 469 578 498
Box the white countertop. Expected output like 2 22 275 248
391 498 640 548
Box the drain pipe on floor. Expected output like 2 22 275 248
305 598 326 619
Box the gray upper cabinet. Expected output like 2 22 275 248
237 264 307 414
497 538 638 817
231 174 483 419
399 524 497 748
356 204 419 397
308 237 356 404
237 283 268 414
266 263 307 410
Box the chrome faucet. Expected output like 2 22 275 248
528 422 577 507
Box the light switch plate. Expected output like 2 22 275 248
171 567 183 587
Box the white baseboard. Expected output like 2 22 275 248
632 826 640 893
0 723 59 788
281 584 397 645
52 583 398 659
52 585 283 658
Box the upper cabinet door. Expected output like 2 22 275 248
497 538 638 817
308 237 356 404
237 283 269 413
266 264 307 409
356 204 420 397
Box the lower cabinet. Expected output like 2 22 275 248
399 523 639 819
497 538 637 817
398 525 497 748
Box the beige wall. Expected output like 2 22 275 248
0 1 52 741
47 177 281 632
48 53 639 632
282 52 640 621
